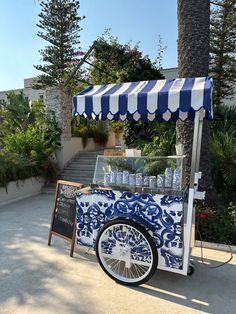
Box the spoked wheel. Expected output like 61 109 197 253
96 219 158 286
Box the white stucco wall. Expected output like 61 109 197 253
0 177 45 207
56 137 100 169
0 77 44 102
161 67 178 80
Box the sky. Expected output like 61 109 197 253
0 0 178 91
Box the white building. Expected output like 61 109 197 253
0 78 44 104
161 67 235 107
1 70 235 107
161 67 178 80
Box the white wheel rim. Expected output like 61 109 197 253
98 223 154 283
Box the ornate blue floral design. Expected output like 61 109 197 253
92 189 116 200
76 190 184 269
77 189 116 200
160 249 183 269
160 195 183 206
101 225 152 263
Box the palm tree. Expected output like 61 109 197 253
176 0 213 202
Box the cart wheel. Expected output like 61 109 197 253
96 219 158 286
187 265 195 276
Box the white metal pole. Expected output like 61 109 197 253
183 112 201 274
195 116 204 173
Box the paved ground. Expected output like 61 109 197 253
0 194 235 314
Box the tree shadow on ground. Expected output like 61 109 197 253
130 253 236 313
0 195 98 313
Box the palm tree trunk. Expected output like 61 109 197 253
177 0 214 201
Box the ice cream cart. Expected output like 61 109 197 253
72 77 213 286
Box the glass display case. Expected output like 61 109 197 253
93 155 186 193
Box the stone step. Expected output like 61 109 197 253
60 174 93 180
69 161 97 165
75 152 103 157
73 159 99 163
62 168 95 174
64 169 95 174
78 150 104 156
60 172 94 177
74 155 98 158
42 150 103 193
62 166 95 171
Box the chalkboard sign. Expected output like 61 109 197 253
48 180 84 257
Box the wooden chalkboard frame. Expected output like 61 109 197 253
48 180 84 257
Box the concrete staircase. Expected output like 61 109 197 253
41 150 104 194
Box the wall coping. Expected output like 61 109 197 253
195 240 236 253
0 177 45 207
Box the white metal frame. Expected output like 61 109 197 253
180 111 204 275
82 110 205 276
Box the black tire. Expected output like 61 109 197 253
187 265 195 276
96 219 158 286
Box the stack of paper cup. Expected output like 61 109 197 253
157 174 165 188
122 170 129 185
136 173 143 186
104 173 110 186
110 170 117 184
165 168 173 188
173 168 181 190
129 174 136 186
149 176 156 189
116 172 123 185
143 176 150 186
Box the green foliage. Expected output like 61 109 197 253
110 121 124 133
76 125 108 148
0 154 58 188
155 35 167 70
71 116 96 136
0 153 41 188
2 125 57 162
196 203 236 245
0 93 61 187
210 0 236 105
143 123 176 156
92 127 109 146
195 104 236 244
123 122 156 148
123 120 175 156
143 136 175 157
211 104 236 134
209 104 236 203
34 0 84 87
89 32 164 146
90 32 164 84
0 92 35 134
210 130 236 202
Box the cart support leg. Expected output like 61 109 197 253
183 188 195 275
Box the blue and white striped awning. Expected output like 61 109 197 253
72 77 213 122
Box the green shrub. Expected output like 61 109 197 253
196 203 236 245
0 92 61 187
210 104 236 204
210 130 236 202
110 121 124 133
71 117 96 137
143 135 175 157
123 120 175 155
91 127 108 146
76 126 108 147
